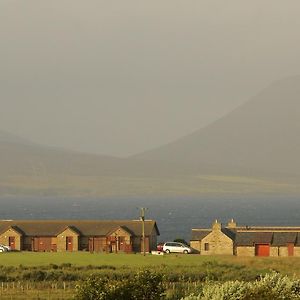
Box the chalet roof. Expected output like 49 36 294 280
0 225 24 236
0 220 159 237
106 226 135 237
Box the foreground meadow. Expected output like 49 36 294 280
0 252 300 299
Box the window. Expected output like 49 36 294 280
204 243 209 251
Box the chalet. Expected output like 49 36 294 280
190 219 300 257
0 220 159 253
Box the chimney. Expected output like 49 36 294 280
212 219 221 231
227 218 237 228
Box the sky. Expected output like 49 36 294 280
1 1 300 157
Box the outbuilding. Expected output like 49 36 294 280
190 219 300 257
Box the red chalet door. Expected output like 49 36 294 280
66 237 73 251
9 237 15 250
255 244 270 256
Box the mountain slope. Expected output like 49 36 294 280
133 76 300 176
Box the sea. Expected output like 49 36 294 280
0 196 300 241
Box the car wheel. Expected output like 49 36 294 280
183 250 188 254
165 249 170 254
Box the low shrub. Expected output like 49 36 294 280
75 269 165 300
182 272 300 300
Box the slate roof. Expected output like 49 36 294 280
272 232 297 246
235 232 273 246
222 228 236 240
0 220 159 237
190 230 211 241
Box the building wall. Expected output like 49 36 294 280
294 247 300 257
132 236 149 253
270 247 279 257
80 236 89 251
0 228 22 251
236 246 255 256
201 230 233 255
88 237 107 252
149 229 158 251
57 228 79 252
107 227 132 253
23 236 33 251
190 241 201 252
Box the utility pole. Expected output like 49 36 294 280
139 207 147 256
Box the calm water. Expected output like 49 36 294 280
0 196 300 241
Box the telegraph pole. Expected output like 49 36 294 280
139 207 147 256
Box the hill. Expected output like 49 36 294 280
133 76 300 177
2 76 300 197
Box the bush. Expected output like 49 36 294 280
75 269 165 300
22 270 47 281
181 272 300 300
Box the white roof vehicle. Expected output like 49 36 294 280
0 245 11 252
163 242 192 254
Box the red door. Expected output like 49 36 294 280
255 244 270 256
66 237 73 251
287 244 294 256
9 237 15 250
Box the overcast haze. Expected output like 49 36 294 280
1 1 300 157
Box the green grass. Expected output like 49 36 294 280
0 252 214 267
1 252 300 277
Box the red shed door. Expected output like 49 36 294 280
255 244 270 256
9 237 15 250
66 237 73 251
287 243 294 256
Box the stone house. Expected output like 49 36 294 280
190 219 300 257
0 220 159 253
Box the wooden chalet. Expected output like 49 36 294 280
0 220 159 253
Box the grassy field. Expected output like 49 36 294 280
1 252 300 276
1 252 300 299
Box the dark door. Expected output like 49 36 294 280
9 237 15 250
287 243 294 256
255 244 270 256
88 238 94 252
66 236 73 251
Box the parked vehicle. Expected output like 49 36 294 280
162 242 192 254
156 243 164 252
3 245 11 251
0 245 8 252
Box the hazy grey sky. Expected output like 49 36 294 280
1 1 300 157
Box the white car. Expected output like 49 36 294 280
0 244 11 252
163 242 192 254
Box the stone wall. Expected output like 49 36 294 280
0 228 22 251
57 228 79 252
294 247 300 257
190 241 201 252
270 247 279 256
236 246 254 256
201 223 233 255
